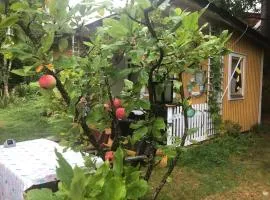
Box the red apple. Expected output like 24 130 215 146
113 98 122 108
105 151 114 161
38 75 56 89
116 107 126 120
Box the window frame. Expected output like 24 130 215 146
228 52 246 101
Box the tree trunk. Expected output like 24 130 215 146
3 82 9 97
261 0 270 38
2 59 11 98
261 0 270 117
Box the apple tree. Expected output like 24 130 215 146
11 0 230 199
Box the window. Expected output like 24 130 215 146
228 53 246 100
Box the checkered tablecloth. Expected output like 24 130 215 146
0 139 85 200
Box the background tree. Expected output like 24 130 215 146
211 0 261 17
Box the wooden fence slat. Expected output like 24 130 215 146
167 103 215 146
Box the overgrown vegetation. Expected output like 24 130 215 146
0 85 70 143
0 0 231 199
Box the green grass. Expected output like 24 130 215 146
149 133 270 200
0 96 70 143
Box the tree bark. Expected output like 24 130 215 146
2 59 11 98
261 0 270 116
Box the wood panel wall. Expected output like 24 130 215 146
222 34 263 131
180 34 263 132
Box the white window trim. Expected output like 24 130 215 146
228 53 246 101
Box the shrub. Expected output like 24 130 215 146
14 82 40 98
220 120 242 137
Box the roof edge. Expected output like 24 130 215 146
192 0 269 48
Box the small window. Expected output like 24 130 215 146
228 53 246 100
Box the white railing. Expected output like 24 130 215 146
167 103 215 146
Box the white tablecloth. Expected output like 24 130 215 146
0 139 85 200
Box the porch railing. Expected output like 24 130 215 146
167 103 215 146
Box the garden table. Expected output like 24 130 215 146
0 138 85 200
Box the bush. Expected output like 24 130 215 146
220 120 242 137
14 82 40 98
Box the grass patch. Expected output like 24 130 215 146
0 95 70 143
148 134 260 200
180 134 254 172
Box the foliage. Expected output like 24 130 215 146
13 82 40 97
208 56 223 132
10 0 230 198
220 120 242 137
26 148 148 200
212 0 261 17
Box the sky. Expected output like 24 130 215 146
69 0 126 8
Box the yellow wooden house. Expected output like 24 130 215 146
169 0 268 135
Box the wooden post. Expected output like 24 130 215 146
166 106 173 145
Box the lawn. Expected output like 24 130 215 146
0 96 70 143
1 97 270 199
149 133 270 200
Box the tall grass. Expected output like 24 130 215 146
0 94 70 143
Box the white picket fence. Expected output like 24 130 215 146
167 103 215 146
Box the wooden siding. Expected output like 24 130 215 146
222 34 263 131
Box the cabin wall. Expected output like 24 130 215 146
222 34 263 131
182 61 208 104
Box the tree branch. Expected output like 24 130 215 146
125 11 147 26
104 77 121 151
46 70 71 106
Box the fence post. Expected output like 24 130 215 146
167 106 173 145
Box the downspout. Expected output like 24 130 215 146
258 51 264 124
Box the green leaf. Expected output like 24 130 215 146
126 179 148 199
182 12 199 31
70 167 86 200
153 117 166 131
0 15 18 29
136 0 151 9
138 69 149 85
100 177 126 200
25 188 54 200
55 150 74 190
130 120 145 129
113 148 124 176
10 2 29 11
103 18 128 38
40 32 55 53
136 99 150 110
58 38 68 52
173 80 182 93
132 126 148 144
124 79 133 90
11 66 35 77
